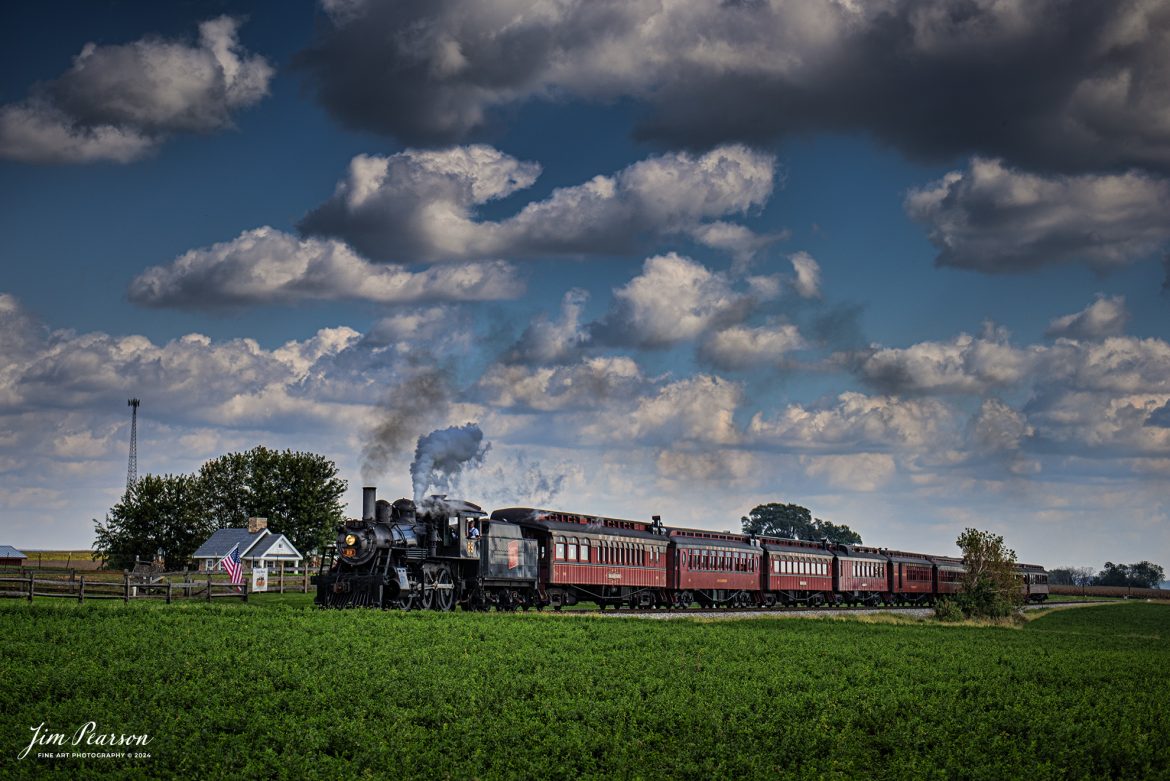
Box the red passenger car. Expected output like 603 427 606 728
886 550 934 605
669 529 761 608
932 556 965 598
760 538 835 606
834 545 889 605
490 508 669 609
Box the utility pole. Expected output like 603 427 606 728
127 398 140 492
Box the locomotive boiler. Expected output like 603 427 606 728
313 486 539 610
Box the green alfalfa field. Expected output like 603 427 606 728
1 598 1166 780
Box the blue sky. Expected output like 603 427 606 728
2 0 1169 572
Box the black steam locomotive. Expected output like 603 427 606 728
313 486 539 610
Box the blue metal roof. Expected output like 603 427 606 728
0 545 27 559
193 528 267 559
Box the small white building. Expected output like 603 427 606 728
192 518 303 572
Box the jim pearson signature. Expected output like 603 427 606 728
19 722 152 760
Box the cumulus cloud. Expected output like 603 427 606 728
298 146 541 262
299 144 776 262
0 17 272 164
789 252 822 299
971 398 1034 453
802 453 897 492
906 159 1170 272
297 1 1170 173
689 222 787 270
1044 337 1170 395
698 321 805 372
477 357 646 413
504 289 590 365
592 253 752 349
1046 295 1130 340
0 295 373 429
1028 391 1170 456
621 375 743 446
128 227 523 309
850 325 1036 396
848 305 1170 399
748 392 959 453
656 449 758 484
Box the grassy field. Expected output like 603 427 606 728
1 600 1166 780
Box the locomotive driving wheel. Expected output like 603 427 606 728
433 566 455 611
421 564 456 611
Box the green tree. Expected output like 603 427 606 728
1128 561 1165 588
949 527 1023 619
1094 561 1165 588
196 446 347 554
93 474 212 570
740 503 862 544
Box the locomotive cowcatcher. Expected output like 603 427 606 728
313 486 539 610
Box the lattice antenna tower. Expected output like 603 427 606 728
126 398 140 492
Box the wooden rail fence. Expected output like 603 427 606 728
0 564 314 604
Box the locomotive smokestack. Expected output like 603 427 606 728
362 486 377 521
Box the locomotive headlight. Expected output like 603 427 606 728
344 533 357 546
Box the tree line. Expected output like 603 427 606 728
93 446 346 570
740 502 862 544
1047 561 1164 589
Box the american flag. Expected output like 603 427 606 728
219 542 243 585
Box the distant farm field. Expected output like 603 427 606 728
1 600 1166 780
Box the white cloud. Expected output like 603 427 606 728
0 104 155 164
299 145 776 262
698 321 805 371
1043 337 1170 395
789 251 823 298
971 398 1034 453
749 392 959 453
1046 294 1130 340
0 17 272 164
505 289 590 365
477 356 646 413
0 293 384 425
852 326 1036 395
298 146 541 261
622 375 743 446
595 253 751 348
906 158 1170 272
656 448 758 484
802 453 897 492
1028 391 1170 456
689 221 786 269
128 227 523 308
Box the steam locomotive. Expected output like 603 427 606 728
314 486 1049 610
314 487 539 610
